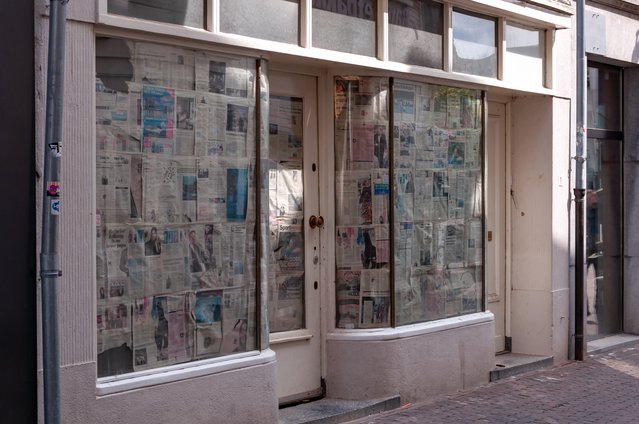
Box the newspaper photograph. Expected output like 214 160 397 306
133 294 193 370
335 225 390 270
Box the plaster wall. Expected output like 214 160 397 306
325 315 494 403
586 2 639 64
509 96 571 359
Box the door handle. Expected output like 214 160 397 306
309 215 324 229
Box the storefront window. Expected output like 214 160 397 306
107 0 205 29
505 23 545 87
312 0 376 57
95 37 260 377
220 0 299 45
333 77 484 329
452 9 497 78
388 0 443 69
393 81 483 325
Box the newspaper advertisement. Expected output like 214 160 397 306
144 155 197 223
133 294 193 370
142 85 176 154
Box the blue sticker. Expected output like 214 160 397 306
51 199 61 215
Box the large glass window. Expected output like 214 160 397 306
333 77 483 329
220 0 299 44
95 38 260 377
587 64 622 131
388 0 443 69
312 0 376 57
504 23 545 87
107 0 205 29
452 10 497 78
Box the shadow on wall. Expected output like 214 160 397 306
632 30 639 63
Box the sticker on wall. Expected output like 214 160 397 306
51 199 61 215
48 142 62 158
46 181 61 197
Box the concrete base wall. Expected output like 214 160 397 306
55 358 278 424
325 314 495 403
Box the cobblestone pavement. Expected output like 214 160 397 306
349 342 639 423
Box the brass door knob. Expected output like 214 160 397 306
309 215 324 229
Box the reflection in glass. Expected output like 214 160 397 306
95 38 258 377
393 81 483 325
107 0 205 28
221 0 299 44
452 10 497 78
505 23 545 87
268 96 306 333
313 1 376 57
389 0 443 68
586 139 622 339
334 77 391 329
587 65 622 131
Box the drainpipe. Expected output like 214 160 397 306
574 0 587 361
40 1 68 422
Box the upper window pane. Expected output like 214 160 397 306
313 0 376 57
107 0 205 29
389 0 443 69
220 0 299 45
505 23 545 87
452 10 497 78
587 64 622 131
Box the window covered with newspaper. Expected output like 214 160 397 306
334 77 483 329
95 38 264 377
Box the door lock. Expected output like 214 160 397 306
309 215 324 229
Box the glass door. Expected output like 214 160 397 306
268 71 322 404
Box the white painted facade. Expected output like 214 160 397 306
34 1 582 422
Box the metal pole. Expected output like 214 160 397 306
574 0 587 361
41 1 68 422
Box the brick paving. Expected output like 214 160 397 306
349 342 639 423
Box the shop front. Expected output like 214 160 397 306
37 0 575 422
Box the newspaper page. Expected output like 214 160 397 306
372 171 389 225
336 270 361 328
96 81 140 152
144 155 197 223
413 168 433 222
194 92 227 156
97 301 131 354
396 270 424 325
335 171 373 226
269 272 304 333
465 219 483 266
103 224 132 302
133 294 193 370
394 169 415 222
393 82 416 124
394 221 414 283
269 95 304 163
96 153 143 223
175 90 196 155
359 270 390 327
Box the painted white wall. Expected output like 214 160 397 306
325 314 494 403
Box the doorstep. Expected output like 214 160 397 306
587 333 639 355
278 395 401 424
490 353 554 382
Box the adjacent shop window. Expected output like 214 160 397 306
220 0 299 44
334 77 483 329
452 9 497 78
107 0 205 29
587 65 622 131
312 0 376 57
388 0 443 69
505 23 545 87
95 37 260 377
